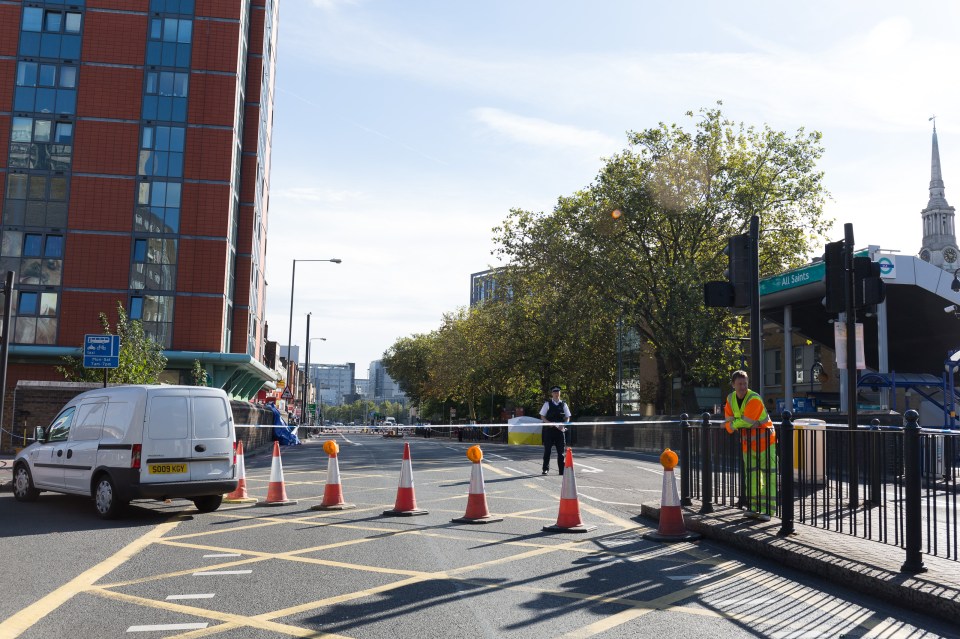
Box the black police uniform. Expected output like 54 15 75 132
541 400 567 475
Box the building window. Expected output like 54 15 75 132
1 231 64 286
145 18 192 67
12 290 58 345
135 181 181 233
150 0 195 14
138 125 184 177
19 8 83 59
130 295 173 348
13 62 78 114
130 237 177 290
8 115 73 170
3 173 69 227
142 71 189 121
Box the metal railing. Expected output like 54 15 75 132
681 410 960 572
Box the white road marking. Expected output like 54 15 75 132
579 492 642 507
503 467 525 475
487 453 511 460
338 433 356 445
577 463 603 473
128 623 209 632
192 570 252 576
165 594 215 600
202 553 240 558
637 466 663 475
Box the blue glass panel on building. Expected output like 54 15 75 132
18 292 38 315
17 62 37 86
146 42 161 65
14 87 35 111
169 153 183 178
55 122 73 143
169 126 185 150
157 96 172 120
134 239 147 262
161 42 176 66
55 90 75 115
165 209 179 233
22 8 43 31
19 33 41 56
61 35 81 59
142 96 158 119
23 235 42 256
35 88 56 113
45 236 64 258
39 34 61 58
172 98 187 122
38 64 56 86
175 45 191 68
130 297 143 319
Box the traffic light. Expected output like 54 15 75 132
853 256 886 309
725 234 752 307
704 233 752 308
822 240 845 313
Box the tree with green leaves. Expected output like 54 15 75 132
57 302 168 384
190 360 208 386
495 105 829 411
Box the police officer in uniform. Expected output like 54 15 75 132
540 386 570 475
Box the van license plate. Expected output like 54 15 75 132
148 463 188 474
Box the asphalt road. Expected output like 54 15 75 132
1 434 956 638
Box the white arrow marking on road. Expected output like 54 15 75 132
577 463 603 473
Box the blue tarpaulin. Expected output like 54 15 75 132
268 403 301 445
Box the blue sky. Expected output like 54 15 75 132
264 0 960 375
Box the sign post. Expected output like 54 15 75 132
83 334 120 387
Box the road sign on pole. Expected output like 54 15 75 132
83 334 120 369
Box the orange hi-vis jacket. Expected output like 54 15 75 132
724 389 776 453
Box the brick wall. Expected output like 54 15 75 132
1 381 277 454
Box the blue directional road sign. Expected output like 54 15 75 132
83 334 120 369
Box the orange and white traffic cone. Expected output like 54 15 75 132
382 442 428 516
543 448 596 533
311 439 355 511
452 446 503 524
257 441 298 507
223 440 258 504
643 449 700 542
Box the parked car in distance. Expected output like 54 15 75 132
12 385 237 519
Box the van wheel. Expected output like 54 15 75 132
192 495 223 513
13 464 40 502
93 475 126 519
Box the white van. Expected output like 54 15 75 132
12 385 237 519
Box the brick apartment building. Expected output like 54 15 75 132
0 0 279 400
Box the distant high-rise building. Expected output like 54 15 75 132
0 0 279 397
308 362 355 406
368 359 405 403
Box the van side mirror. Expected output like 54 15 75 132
33 426 46 443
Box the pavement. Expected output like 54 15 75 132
2 451 958 626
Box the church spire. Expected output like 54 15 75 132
929 118 949 209
919 117 959 268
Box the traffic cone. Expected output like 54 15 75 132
452 446 503 524
223 440 257 504
543 448 596 533
257 441 298 507
643 449 700 542
311 440 355 511
382 442 428 516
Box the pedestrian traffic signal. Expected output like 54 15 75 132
854 256 886 310
822 240 846 313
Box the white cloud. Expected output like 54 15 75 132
471 107 620 154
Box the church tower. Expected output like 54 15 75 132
919 120 960 268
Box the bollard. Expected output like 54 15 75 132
778 411 795 537
699 412 713 515
868 418 882 508
900 410 926 574
680 414 692 506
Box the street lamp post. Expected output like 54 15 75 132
285 258 341 397
308 336 326 425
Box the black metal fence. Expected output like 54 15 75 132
681 410 960 572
